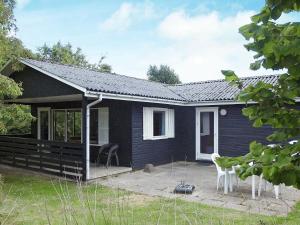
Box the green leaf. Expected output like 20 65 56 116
221 70 243 89
249 141 263 157
250 60 263 71
253 118 263 127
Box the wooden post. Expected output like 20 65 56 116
82 95 87 181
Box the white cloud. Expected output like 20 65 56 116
16 0 30 9
101 1 155 32
152 10 265 82
105 10 273 82
94 9 281 83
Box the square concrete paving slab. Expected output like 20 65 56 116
89 164 132 180
97 161 300 216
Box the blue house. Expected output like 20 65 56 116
0 58 280 180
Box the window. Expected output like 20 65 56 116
200 112 210 136
53 109 82 142
53 110 66 141
153 111 166 136
90 109 98 143
52 108 109 144
143 107 174 140
37 108 50 140
67 110 81 143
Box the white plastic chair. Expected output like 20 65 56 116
258 144 281 199
211 153 237 191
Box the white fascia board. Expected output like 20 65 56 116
185 101 253 106
19 59 87 93
188 98 300 106
86 91 185 105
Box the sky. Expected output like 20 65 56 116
13 0 291 82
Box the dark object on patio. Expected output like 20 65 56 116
174 181 195 194
144 164 155 173
96 144 119 167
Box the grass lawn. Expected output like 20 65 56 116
0 171 300 225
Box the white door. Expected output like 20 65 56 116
195 107 218 160
37 107 51 140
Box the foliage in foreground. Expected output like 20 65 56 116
218 1 300 189
0 0 34 135
1 172 300 225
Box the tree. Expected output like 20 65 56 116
147 65 181 84
217 0 300 189
0 0 33 69
0 0 34 134
37 42 112 73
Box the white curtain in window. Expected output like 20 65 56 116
98 107 109 145
201 112 210 136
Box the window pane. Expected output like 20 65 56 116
54 111 65 141
153 111 165 136
90 109 98 143
67 110 81 143
39 111 49 140
200 112 214 154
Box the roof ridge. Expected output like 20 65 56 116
168 74 281 87
21 58 169 86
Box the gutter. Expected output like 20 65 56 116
85 93 103 180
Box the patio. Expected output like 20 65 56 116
97 161 300 216
89 163 132 180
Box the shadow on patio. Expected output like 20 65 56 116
97 161 300 216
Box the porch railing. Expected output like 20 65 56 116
0 136 84 180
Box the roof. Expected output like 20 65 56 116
19 58 185 101
10 58 280 104
168 75 279 102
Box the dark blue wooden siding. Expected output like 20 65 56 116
173 105 273 160
131 102 181 169
218 105 273 156
130 103 275 169
175 107 196 161
107 100 132 166
11 67 81 98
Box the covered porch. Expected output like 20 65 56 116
1 93 132 181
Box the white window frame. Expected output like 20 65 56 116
37 107 51 140
143 107 175 140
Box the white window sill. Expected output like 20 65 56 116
143 136 175 140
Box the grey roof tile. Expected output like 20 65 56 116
21 58 185 101
168 75 279 102
21 58 280 103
